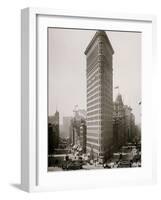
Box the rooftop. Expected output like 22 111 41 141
84 30 114 55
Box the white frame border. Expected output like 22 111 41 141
21 7 157 192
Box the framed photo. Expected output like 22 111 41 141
21 8 156 192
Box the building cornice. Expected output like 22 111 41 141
84 30 114 55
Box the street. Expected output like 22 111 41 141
48 142 141 171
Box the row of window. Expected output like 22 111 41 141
87 126 113 132
87 127 99 131
87 95 112 107
87 98 100 107
87 109 99 116
87 110 112 117
87 104 100 112
87 80 101 93
87 127 106 132
87 81 112 95
87 75 101 89
87 121 100 126
87 56 111 79
87 66 105 84
87 70 112 91
87 137 99 144
87 61 111 78
87 101 113 111
87 84 113 99
87 93 111 105
87 46 98 66
87 115 112 121
87 120 113 126
87 57 98 74
87 69 100 84
87 86 102 97
88 110 113 117
87 116 100 121
87 62 98 75
87 84 109 96
87 93 100 103
87 132 99 137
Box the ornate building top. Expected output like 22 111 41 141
115 93 124 105
84 30 114 55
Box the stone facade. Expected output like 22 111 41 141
124 105 135 143
113 94 126 149
85 31 114 161
113 94 136 150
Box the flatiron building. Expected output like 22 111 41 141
84 31 114 161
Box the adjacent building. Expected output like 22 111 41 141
62 116 73 138
113 94 126 149
69 107 87 152
48 110 59 154
113 94 137 150
85 31 114 161
124 105 136 143
80 119 87 153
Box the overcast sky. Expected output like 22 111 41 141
48 28 141 125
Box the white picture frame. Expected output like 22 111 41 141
21 7 157 192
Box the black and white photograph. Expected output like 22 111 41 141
48 28 141 172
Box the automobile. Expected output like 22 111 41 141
103 154 120 169
118 153 133 168
110 153 121 162
132 154 141 163
103 160 120 168
103 163 112 168
62 160 83 170
118 160 132 168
